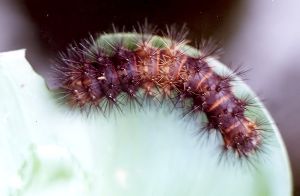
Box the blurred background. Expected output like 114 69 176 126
0 0 299 194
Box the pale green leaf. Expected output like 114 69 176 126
0 45 292 196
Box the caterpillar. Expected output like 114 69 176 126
51 23 268 160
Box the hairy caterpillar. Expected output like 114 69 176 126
51 24 269 160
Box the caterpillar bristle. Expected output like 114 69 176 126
196 37 224 60
134 19 158 40
164 23 189 45
111 23 126 34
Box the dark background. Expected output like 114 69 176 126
20 0 239 53
1 0 299 194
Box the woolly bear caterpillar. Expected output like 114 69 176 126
51 23 270 161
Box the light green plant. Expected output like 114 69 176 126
0 33 292 196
